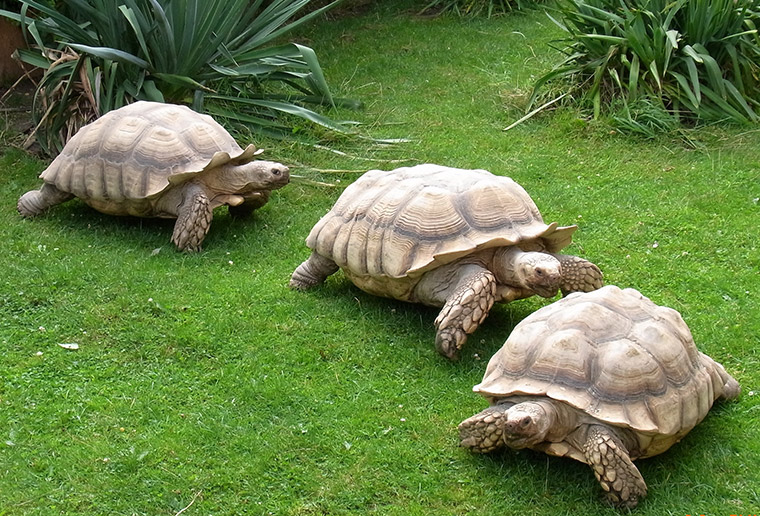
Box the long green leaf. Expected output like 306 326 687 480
13 48 51 69
693 45 726 98
628 53 640 100
119 5 152 68
683 55 701 103
152 73 215 92
68 44 150 68
670 71 700 108
723 80 758 121
700 84 749 122
206 95 353 134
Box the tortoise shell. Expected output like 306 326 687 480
305 164 578 279
38 101 260 215
474 285 733 446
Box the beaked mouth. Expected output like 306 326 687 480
503 436 533 450
265 174 290 188
534 285 560 298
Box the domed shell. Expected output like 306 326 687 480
39 101 259 207
474 285 731 437
306 164 577 279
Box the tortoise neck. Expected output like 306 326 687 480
492 246 525 284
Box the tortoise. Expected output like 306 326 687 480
458 285 740 508
17 101 290 252
290 164 603 359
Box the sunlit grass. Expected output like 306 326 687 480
1 2 758 514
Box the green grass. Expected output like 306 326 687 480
1 2 759 514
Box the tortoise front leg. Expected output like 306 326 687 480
582 424 647 508
553 254 604 295
171 184 214 252
17 183 74 217
415 264 497 360
458 404 512 453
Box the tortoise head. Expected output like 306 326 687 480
501 401 553 449
522 253 562 298
495 247 561 298
459 400 555 453
208 160 290 194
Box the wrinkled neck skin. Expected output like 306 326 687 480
500 399 641 461
491 247 519 284
493 246 562 298
203 160 289 195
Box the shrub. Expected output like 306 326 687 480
0 0 351 154
530 0 760 126
421 0 538 17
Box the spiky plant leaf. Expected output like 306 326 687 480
529 0 760 128
0 0 352 154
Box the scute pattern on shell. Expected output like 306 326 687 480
474 285 728 437
39 101 251 204
305 164 577 279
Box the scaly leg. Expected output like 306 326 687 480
458 404 513 453
582 424 647 508
171 184 213 252
290 251 339 290
554 254 604 295
17 183 74 217
415 264 497 360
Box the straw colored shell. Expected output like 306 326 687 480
38 101 258 215
475 285 732 453
306 164 576 281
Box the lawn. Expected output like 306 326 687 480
0 1 758 515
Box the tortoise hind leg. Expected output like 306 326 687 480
290 251 339 290
582 424 647 508
554 254 604 295
703 354 741 400
18 183 74 217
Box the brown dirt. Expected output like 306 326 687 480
1 77 38 152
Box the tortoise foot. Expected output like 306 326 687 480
432 267 496 360
458 405 510 453
290 251 339 290
17 183 73 217
556 254 604 294
583 425 647 509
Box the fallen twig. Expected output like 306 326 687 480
174 490 202 516
503 92 569 132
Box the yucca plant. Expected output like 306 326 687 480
421 0 537 17
530 0 760 126
0 0 351 155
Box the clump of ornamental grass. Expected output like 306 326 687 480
529 0 760 129
0 0 354 155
